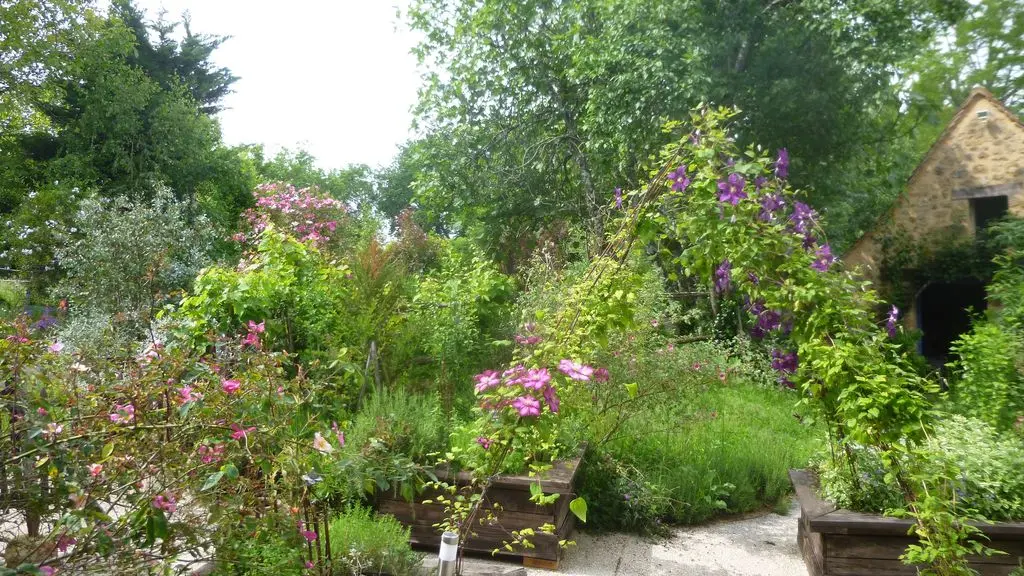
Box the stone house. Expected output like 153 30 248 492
844 87 1024 361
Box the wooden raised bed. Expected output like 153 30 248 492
791 469 1024 576
377 450 584 570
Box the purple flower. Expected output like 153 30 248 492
668 165 690 192
754 176 768 191
714 260 732 294
759 193 785 222
476 436 492 450
521 368 552 390
542 385 560 414
811 244 836 272
789 202 817 236
747 272 760 285
614 187 623 209
512 395 542 417
474 370 501 393
771 349 798 374
886 305 899 338
717 173 747 205
558 359 594 381
750 308 782 340
775 148 789 180
593 367 610 383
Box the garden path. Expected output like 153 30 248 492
427 498 806 576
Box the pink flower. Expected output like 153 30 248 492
298 522 317 542
305 561 315 570
56 534 76 553
542 386 560 414
558 359 594 381
521 368 551 390
87 463 103 477
37 407 48 416
593 367 610 383
152 492 177 515
221 379 241 395
48 342 64 353
247 320 265 333
312 432 334 454
178 386 202 404
109 404 135 424
476 436 492 450
332 422 345 447
474 370 501 393
241 332 261 348
512 395 541 417
198 444 226 464
230 423 256 441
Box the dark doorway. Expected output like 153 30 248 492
915 281 987 364
971 195 1008 232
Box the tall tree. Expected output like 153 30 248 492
404 0 967 255
111 0 237 114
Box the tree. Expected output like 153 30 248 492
111 0 238 114
404 0 966 255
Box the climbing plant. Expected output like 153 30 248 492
612 107 990 574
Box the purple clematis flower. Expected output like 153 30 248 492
759 193 785 221
614 187 623 209
668 165 690 192
717 173 747 205
512 395 541 417
775 148 790 180
811 244 836 272
886 305 899 338
714 260 732 294
771 349 798 374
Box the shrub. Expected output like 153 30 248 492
54 187 214 345
327 506 422 576
345 389 448 463
818 415 1024 521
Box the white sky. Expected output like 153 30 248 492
132 0 421 171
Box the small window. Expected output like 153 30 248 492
971 195 1008 232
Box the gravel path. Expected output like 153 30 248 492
430 498 808 576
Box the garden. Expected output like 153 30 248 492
3 1 1024 576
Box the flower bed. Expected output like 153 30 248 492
790 469 1024 576
376 449 584 569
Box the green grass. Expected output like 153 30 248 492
582 377 821 528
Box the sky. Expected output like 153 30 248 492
132 0 421 171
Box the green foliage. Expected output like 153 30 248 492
327 506 422 576
402 0 963 255
0 279 25 318
402 239 514 404
54 188 215 346
950 322 1023 430
345 389 448 464
580 354 820 525
819 415 1024 522
213 519 305 576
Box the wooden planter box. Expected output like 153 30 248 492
790 469 1024 576
377 450 584 569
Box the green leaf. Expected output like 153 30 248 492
624 382 638 399
569 497 587 523
221 462 239 480
201 471 224 491
101 441 114 460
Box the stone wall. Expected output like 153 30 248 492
844 89 1024 289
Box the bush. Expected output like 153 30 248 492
328 506 422 576
345 389 448 463
818 415 1024 521
54 187 214 346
